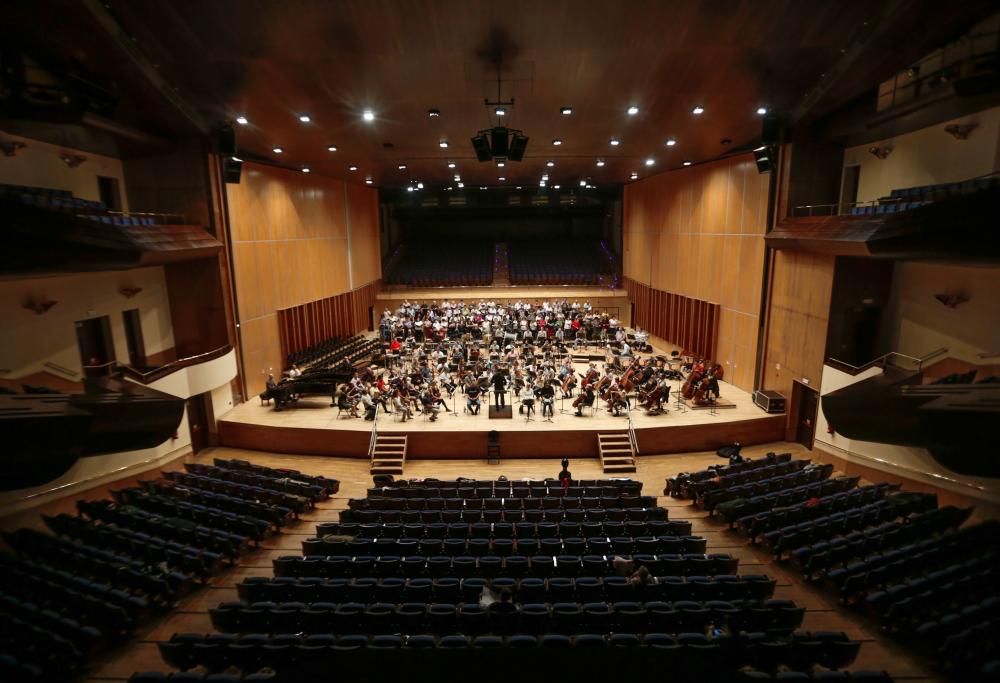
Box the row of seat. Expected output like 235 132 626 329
687 459 812 503
734 483 892 538
369 481 642 497
703 465 835 514
121 481 294 528
317 517 694 539
355 489 655 506
717 477 862 525
183 463 331 501
162 471 314 514
339 506 664 524
666 452 795 498
212 458 339 495
237 574 778 604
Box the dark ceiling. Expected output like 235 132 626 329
5 0 996 189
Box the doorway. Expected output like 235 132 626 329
368 305 375 332
186 392 214 454
75 315 116 378
787 379 820 449
122 308 147 368
839 165 860 214
97 176 122 211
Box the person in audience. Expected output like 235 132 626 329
613 555 635 576
629 565 652 586
558 458 572 487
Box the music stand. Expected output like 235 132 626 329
674 379 688 413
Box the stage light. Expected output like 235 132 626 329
439 140 449 148
497 161 505 167
428 108 441 117
630 172 639 180
272 146 283 154
398 164 407 170
362 109 375 121
756 106 768 116
692 105 705 115
498 176 506 181
365 177 373 185
407 186 414 192
447 161 456 168
301 167 310 173
645 158 655 166
552 139 562 146
627 105 639 115
417 182 424 189
495 107 506 116
298 114 311 123
454 174 461 181
457 182 464 188
682 160 692 166
349 165 358 171
560 106 573 115
665 138 677 147
610 137 620 146
546 160 555 167
236 115 248 125
554 184 561 189
327 145 337 152
231 156 242 162
596 159 605 167
579 180 587 187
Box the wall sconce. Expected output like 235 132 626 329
944 123 977 140
0 140 26 157
934 291 969 308
60 153 87 168
23 296 58 315
868 145 892 160
118 286 143 298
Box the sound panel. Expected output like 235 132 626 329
471 133 492 162
490 127 509 158
223 156 243 184
508 133 529 161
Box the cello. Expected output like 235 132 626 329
681 368 704 400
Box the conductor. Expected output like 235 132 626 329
492 370 508 408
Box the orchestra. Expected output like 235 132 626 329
269 298 723 421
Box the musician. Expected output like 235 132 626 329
538 379 555 418
573 383 596 417
520 383 536 418
492 370 508 408
392 389 413 421
621 339 632 357
360 390 377 421
419 389 440 421
466 384 482 415
335 384 358 417
266 374 278 393
288 364 303 378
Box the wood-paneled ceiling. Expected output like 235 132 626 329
8 0 996 189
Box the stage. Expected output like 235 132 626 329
219 377 784 460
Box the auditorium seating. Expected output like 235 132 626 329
847 173 998 216
385 242 492 286
665 451 795 498
211 458 340 496
1 182 164 226
508 240 614 285
285 334 378 370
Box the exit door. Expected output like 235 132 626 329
75 316 116 378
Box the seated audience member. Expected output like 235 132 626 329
557 458 572 488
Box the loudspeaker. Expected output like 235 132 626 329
508 132 529 161
753 146 773 174
490 127 509 158
471 133 492 162
223 156 243 184
761 113 781 145
215 125 237 156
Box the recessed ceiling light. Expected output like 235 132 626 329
235 115 248 125
756 106 768 116
495 107 506 116
692 105 705 115
579 180 587 187
457 182 464 188
546 160 555 167
627 105 639 115
610 137 620 146
438 140 449 148
498 177 506 182
406 186 414 193
542 174 549 181
665 138 677 147
362 109 375 122
272 146 283 154
428 108 441 117
398 164 407 170
349 165 358 171
417 182 424 189
516 186 522 190
630 172 639 180
365 177 373 185
496 161 505 168
231 156 243 162
560 106 573 115
552 139 562 146
301 167 310 173
327 145 337 152
596 159 606 167
453 174 461 181
539 181 546 187
480 186 487 190
682 160 692 166
298 114 311 123
645 158 655 167
447 162 456 169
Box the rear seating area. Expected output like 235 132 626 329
1 183 174 226
509 240 614 285
285 335 379 371
134 473 893 682
848 173 999 216
384 242 492 286
0 458 338 683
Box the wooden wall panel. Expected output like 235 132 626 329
622 154 767 392
227 162 381 396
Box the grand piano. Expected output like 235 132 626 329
262 366 355 411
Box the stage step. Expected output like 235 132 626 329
597 431 636 473
371 434 407 475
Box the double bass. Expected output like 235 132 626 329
681 369 704 400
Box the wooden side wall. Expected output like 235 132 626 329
624 278 719 360
277 280 380 361
227 163 381 395
623 154 768 391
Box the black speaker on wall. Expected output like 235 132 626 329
753 146 774 174
223 156 243 184
490 127 509 158
471 133 492 162
214 125 237 156
508 132 529 161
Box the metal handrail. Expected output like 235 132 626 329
827 347 948 375
368 403 380 462
43 361 80 379
625 400 639 455
118 345 233 384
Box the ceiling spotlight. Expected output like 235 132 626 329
630 172 639 180
349 165 358 171
301 167 310 173
596 159 606 167
560 106 573 115
447 161 456 169
495 107 507 116
539 181 546 187
439 140 449 148
579 180 587 187
610 137 620 146
407 186 415 193
682 160 692 166
691 105 705 115
627 105 639 116
453 174 461 181
645 158 655 166
365 177 373 185
665 138 677 147
553 184 561 189
480 186 487 190
298 114 311 123
362 109 375 122
235 115 249 125
498 176 506 182
756 106 768 116
272 146 283 154
327 145 337 152
546 160 555 167
496 161 505 168
552 139 562 146
428 108 441 117
457 182 464 188
542 174 549 181
231 156 243 162
397 164 407 170
417 182 424 189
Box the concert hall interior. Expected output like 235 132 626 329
2 2 1000 682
